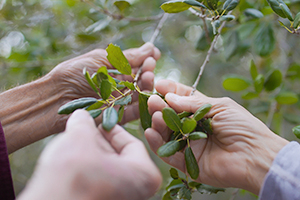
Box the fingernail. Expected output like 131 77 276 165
71 109 91 120
140 42 153 52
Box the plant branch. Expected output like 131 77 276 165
149 13 169 44
190 14 230 95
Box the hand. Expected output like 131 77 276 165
145 80 289 195
49 42 161 124
18 110 162 200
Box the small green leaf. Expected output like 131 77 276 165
102 107 118 131
193 104 212 121
115 95 132 106
254 23 275 57
292 125 300 139
162 191 173 200
86 100 105 111
222 75 250 92
266 0 286 18
58 97 98 114
222 0 239 12
118 106 125 122
250 60 258 80
181 118 197 133
100 79 113 100
264 69 282 91
83 68 99 94
178 111 193 119
254 74 265 93
185 147 199 180
88 109 102 118
241 92 259 100
202 118 213 135
169 168 179 179
166 179 184 191
189 132 207 140
161 0 206 13
106 43 132 75
244 8 264 19
178 186 192 200
275 92 299 105
293 12 300 29
206 0 219 10
92 66 116 88
162 107 182 132
119 81 135 90
114 1 131 12
219 15 235 21
139 93 152 130
157 140 181 157
279 3 293 21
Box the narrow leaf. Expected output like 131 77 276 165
58 97 98 114
118 106 125 122
162 107 182 132
275 92 299 105
185 147 199 179
102 107 118 131
254 74 265 93
193 104 212 121
83 68 99 94
292 125 300 139
178 111 193 119
222 0 239 12
264 69 282 91
266 0 286 18
279 3 293 21
293 12 300 29
119 81 135 90
139 93 152 130
100 79 112 100
88 109 102 119
161 0 206 13
169 168 179 179
202 118 213 135
115 95 132 106
244 8 264 19
250 60 258 80
157 140 181 157
106 43 132 75
86 100 105 111
189 132 207 140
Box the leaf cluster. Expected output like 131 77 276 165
162 168 225 200
157 104 213 180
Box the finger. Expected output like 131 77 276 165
148 94 169 115
151 111 171 142
139 71 155 91
123 42 157 69
100 125 149 159
141 57 156 73
145 128 185 172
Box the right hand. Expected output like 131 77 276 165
145 80 289 195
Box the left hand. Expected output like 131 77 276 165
18 110 162 200
49 42 160 124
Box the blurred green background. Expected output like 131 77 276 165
1 0 300 199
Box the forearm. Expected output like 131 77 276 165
0 73 70 153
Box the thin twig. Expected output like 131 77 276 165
149 13 169 44
190 13 230 95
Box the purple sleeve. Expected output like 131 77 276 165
259 141 300 200
0 122 15 200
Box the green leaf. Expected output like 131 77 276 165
83 68 99 95
197 184 225 194
161 0 206 13
178 111 193 119
100 79 113 100
115 95 132 106
86 100 105 111
92 66 116 88
139 93 152 130
254 23 275 57
206 0 219 10
166 179 184 191
114 1 131 12
162 191 173 200
178 186 192 200
292 125 300 139
244 8 264 19
202 118 213 135
185 147 199 180
58 97 98 114
241 92 259 100
219 15 235 21
162 107 182 132
169 168 179 179
279 3 293 21
88 109 102 118
222 0 239 12
182 118 197 133
264 69 282 91
275 92 299 105
193 104 212 121
157 140 181 157
118 106 125 122
102 107 118 131
106 43 132 75
119 81 135 90
189 132 207 140
254 74 265 93
222 75 250 92
283 114 300 124
250 60 258 80
266 0 286 18
293 12 300 29
107 69 123 75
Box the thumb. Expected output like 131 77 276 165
123 42 160 68
165 93 212 114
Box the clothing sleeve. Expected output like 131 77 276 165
0 121 15 200
259 141 300 200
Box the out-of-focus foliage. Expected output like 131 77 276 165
1 0 300 199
